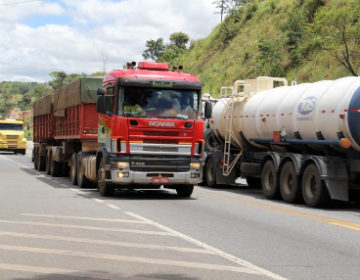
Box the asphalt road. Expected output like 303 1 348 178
0 146 359 280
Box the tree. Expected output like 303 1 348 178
303 0 360 76
142 38 165 61
169 32 190 49
213 0 246 22
48 71 66 90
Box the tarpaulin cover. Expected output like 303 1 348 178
33 94 55 117
54 78 103 116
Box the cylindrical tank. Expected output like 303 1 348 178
211 77 360 152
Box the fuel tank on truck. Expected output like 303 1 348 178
210 76 360 152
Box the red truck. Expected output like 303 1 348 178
33 62 204 197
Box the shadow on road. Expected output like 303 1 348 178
19 167 196 201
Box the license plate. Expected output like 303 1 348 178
152 177 169 184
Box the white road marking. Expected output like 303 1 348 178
93 198 105 203
0 244 260 274
107 204 120 210
126 212 289 280
22 213 148 224
0 219 174 236
0 262 74 275
0 230 212 254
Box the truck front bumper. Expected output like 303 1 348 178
107 169 202 186
0 143 27 150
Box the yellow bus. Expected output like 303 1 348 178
0 119 27 155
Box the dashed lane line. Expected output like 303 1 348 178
0 219 174 236
0 244 261 274
22 213 149 224
107 204 120 210
0 230 213 254
0 262 74 276
126 212 288 280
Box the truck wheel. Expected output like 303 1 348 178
37 156 46 171
246 177 261 188
33 150 38 170
97 157 114 196
45 152 51 175
69 153 78 185
261 160 279 199
176 185 194 198
280 161 301 203
204 159 216 187
77 152 90 188
20 149 26 155
302 163 329 208
50 153 61 177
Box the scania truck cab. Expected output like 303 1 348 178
95 62 204 197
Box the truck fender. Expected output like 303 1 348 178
96 146 110 171
279 154 304 176
303 156 349 201
262 152 281 171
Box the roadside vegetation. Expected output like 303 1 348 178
172 0 360 96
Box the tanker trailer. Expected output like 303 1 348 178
203 76 360 207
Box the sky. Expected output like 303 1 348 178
0 0 219 82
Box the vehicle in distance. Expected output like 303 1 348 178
0 118 27 155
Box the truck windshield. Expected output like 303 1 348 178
0 123 23 131
120 87 200 120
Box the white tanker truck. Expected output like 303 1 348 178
203 76 360 207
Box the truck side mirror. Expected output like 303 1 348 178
96 96 106 113
204 101 213 119
97 87 106 96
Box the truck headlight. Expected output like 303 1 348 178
190 162 201 170
111 161 129 169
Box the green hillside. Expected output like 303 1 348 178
179 0 360 96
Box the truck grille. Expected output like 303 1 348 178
130 156 190 172
6 135 18 140
143 131 179 137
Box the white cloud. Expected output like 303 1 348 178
0 0 218 82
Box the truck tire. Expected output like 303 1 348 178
97 157 114 196
176 185 194 198
280 161 301 203
50 153 61 177
33 150 38 170
20 149 26 155
301 163 329 208
204 158 216 187
261 160 279 199
69 153 78 185
37 156 46 171
77 152 90 188
45 152 51 175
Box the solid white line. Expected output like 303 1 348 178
0 262 73 275
93 198 105 203
0 244 259 274
22 213 148 224
0 230 212 254
125 212 288 280
107 204 120 210
0 219 174 236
